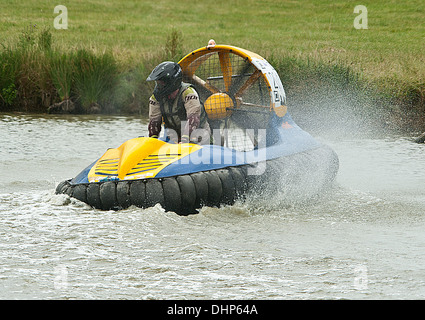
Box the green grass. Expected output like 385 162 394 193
1 0 424 80
0 0 424 122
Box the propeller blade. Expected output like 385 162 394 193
218 52 232 92
235 69 262 98
228 61 253 97
191 74 220 94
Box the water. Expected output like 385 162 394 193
1 112 425 300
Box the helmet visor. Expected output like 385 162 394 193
155 80 166 90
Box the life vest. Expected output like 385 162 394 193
157 82 209 137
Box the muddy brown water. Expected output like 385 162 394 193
1 113 424 299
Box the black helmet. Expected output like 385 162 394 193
147 61 182 100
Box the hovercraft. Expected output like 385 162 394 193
56 43 339 214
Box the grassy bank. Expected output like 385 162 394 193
0 25 181 114
0 0 424 129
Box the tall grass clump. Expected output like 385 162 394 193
49 52 74 102
3 25 56 112
0 48 19 108
72 49 119 113
164 28 184 62
47 51 76 113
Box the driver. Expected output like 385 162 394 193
146 61 211 144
